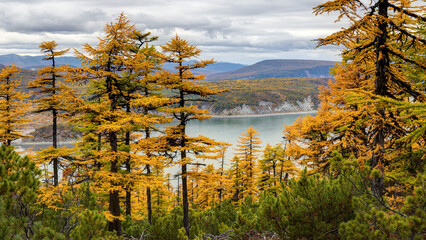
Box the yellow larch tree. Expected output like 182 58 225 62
67 14 161 235
193 164 223 209
161 35 227 238
120 30 171 222
258 143 298 195
234 126 262 202
229 155 243 202
29 41 75 187
286 0 425 203
0 65 30 146
284 63 370 175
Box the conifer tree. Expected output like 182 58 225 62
234 126 261 201
229 155 242 202
161 35 227 238
0 65 30 146
258 144 297 195
68 14 159 235
194 164 223 208
314 0 425 197
120 30 169 221
286 0 425 200
29 41 74 186
0 145 41 239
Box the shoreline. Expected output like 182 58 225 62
13 111 317 146
210 110 317 119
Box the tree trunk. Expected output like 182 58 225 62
371 0 389 198
108 130 122 235
5 81 10 147
53 108 58 186
125 103 131 216
146 164 152 224
181 158 190 239
107 78 121 235
52 55 58 187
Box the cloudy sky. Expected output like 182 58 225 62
0 0 345 64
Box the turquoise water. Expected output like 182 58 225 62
187 112 312 150
14 112 314 184
184 112 314 167
15 112 313 169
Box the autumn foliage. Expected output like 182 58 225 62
0 2 425 239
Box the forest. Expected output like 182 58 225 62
0 0 425 239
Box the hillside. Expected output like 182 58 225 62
0 54 82 70
206 59 336 80
0 54 246 75
0 63 330 116
0 64 37 87
200 77 329 115
163 61 247 75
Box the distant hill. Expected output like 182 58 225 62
200 77 329 115
205 59 336 80
0 63 37 87
163 61 247 76
0 54 246 75
0 54 82 70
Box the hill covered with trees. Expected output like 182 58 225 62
201 77 328 115
205 59 336 80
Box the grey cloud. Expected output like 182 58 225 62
0 7 108 33
0 0 344 63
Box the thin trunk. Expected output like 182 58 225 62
181 158 189 239
144 90 153 224
52 55 58 187
5 78 11 147
218 151 224 200
95 132 102 170
272 161 277 197
108 130 121 235
146 164 152 224
125 104 131 216
53 108 58 186
177 175 180 205
178 60 190 239
181 124 190 238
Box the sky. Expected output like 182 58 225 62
0 0 345 64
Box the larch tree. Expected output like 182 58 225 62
193 164 223 208
120 30 171 222
68 14 158 235
29 41 74 187
316 0 426 197
229 155 242 202
234 126 262 202
258 143 297 195
0 65 30 146
286 0 425 202
161 35 227 238
284 64 370 175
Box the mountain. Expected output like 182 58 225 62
0 54 82 70
153 61 247 75
0 55 335 80
0 54 246 75
205 59 336 80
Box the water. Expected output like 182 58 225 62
188 112 313 149
184 112 314 168
13 112 314 179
